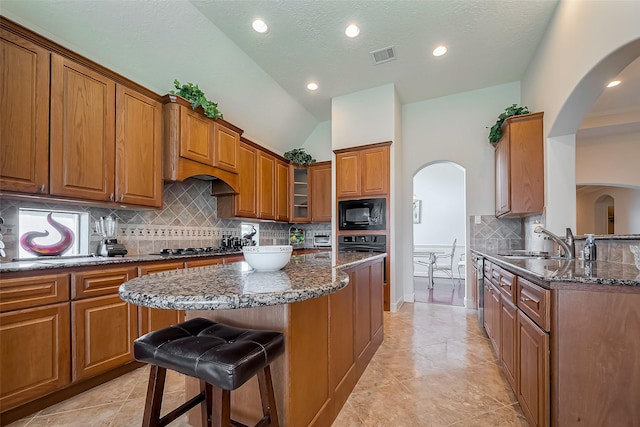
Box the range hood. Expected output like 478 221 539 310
162 95 239 195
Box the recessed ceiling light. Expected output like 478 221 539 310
306 82 319 91
252 19 268 33
433 45 448 57
345 24 360 38
607 80 621 88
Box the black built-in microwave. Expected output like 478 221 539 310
338 198 386 231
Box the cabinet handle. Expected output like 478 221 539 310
520 296 531 303
109 193 114 201
39 184 46 193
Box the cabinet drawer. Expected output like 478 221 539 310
72 267 137 299
138 261 183 276
490 265 501 286
498 269 517 304
483 261 492 279
0 273 70 312
517 277 550 331
184 257 224 268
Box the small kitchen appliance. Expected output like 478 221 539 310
95 216 127 257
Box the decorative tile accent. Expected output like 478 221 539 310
469 215 523 253
0 178 331 258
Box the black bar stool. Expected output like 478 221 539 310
134 318 284 427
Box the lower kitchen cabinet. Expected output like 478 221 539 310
138 262 184 335
72 294 138 381
0 303 71 412
517 310 549 427
500 296 518 390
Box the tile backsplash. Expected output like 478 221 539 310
469 215 524 253
0 178 329 259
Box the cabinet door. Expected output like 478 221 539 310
311 162 332 223
138 262 185 335
500 297 518 390
276 160 290 222
329 270 355 410
361 146 389 196
336 152 360 198
72 294 137 381
495 131 510 216
517 310 549 427
0 30 50 194
0 303 71 411
257 150 276 220
354 265 371 360
50 54 116 201
213 121 239 172
179 106 213 165
369 260 384 339
236 141 257 217
115 85 163 207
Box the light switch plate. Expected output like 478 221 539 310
474 215 481 224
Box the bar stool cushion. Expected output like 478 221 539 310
135 318 284 391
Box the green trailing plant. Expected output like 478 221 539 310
284 148 316 166
171 79 223 119
487 104 530 146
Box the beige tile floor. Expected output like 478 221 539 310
8 302 528 427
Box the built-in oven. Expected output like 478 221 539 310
338 234 387 285
338 198 386 231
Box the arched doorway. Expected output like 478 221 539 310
412 162 466 306
594 194 615 235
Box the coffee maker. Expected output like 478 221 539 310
95 216 127 257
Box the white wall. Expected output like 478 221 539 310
576 132 640 187
400 82 520 305
577 186 640 235
521 0 640 235
301 121 332 162
1 0 318 155
332 84 396 150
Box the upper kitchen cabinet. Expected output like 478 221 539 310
0 29 50 194
163 95 240 193
310 161 332 223
49 55 116 202
1 22 163 208
335 142 391 199
276 159 290 222
115 86 163 207
257 150 276 220
213 120 240 173
495 112 544 218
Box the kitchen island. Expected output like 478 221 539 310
119 251 386 427
472 250 639 427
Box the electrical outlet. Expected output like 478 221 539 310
474 215 481 224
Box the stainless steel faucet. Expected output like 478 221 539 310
534 226 575 259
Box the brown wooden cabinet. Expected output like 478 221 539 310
137 262 184 335
276 160 290 222
1 26 162 208
213 120 240 173
494 112 544 218
0 272 71 412
257 150 276 220
517 310 549 427
0 29 50 194
335 143 390 198
115 85 163 207
500 296 518 391
71 266 138 381
310 161 332 223
49 54 116 202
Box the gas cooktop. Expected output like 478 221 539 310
156 247 240 256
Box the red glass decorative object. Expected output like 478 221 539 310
20 213 75 256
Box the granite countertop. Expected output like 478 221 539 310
119 252 386 310
474 250 640 288
0 251 244 273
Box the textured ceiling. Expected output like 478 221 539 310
191 0 560 121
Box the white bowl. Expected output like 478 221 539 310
242 245 293 271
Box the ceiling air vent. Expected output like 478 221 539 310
370 46 397 65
